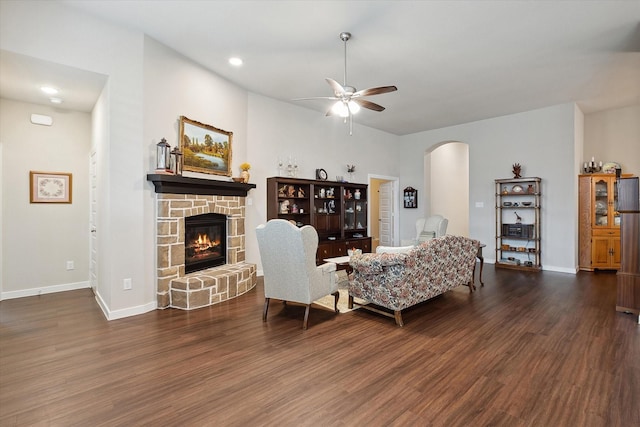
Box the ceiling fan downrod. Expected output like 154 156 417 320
340 32 351 88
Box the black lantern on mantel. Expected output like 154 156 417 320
156 138 171 171
171 146 183 176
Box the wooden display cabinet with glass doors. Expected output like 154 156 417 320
579 173 633 271
266 177 371 265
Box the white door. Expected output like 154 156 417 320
89 151 98 294
379 181 393 246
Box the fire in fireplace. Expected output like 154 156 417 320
185 213 227 273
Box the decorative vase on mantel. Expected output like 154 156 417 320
240 170 250 183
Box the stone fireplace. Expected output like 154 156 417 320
148 174 257 310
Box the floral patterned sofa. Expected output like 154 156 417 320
348 235 480 327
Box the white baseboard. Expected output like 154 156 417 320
542 265 577 274
94 290 157 320
1 280 90 300
483 258 577 274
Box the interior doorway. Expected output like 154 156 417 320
368 175 400 249
425 141 469 236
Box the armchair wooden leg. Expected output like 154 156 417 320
263 298 270 322
348 295 354 309
303 304 311 330
333 291 339 313
394 310 404 327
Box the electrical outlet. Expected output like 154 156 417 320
123 278 132 290
66 261 74 270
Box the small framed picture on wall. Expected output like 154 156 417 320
403 186 417 208
30 171 72 203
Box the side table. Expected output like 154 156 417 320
474 244 485 287
324 255 353 289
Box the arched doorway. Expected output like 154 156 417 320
424 141 469 236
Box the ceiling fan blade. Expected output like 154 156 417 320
326 78 346 96
353 98 385 112
292 96 339 101
353 85 397 97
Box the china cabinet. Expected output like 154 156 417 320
579 174 632 271
266 177 371 264
495 177 541 271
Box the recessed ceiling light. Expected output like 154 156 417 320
228 57 243 66
50 97 63 104
41 86 58 95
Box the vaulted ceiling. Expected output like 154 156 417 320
3 1 640 135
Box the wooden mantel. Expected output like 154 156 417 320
147 174 256 197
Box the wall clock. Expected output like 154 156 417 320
316 168 328 181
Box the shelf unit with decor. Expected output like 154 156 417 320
266 177 371 264
579 173 633 271
495 177 541 271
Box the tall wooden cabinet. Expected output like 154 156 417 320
616 177 640 323
579 174 631 271
266 177 371 264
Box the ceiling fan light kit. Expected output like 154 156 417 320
295 31 397 135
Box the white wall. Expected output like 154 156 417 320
0 99 91 297
400 103 578 273
584 103 640 177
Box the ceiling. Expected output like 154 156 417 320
3 1 639 135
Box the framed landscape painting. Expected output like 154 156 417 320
179 116 232 176
30 171 72 203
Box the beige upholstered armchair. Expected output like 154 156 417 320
256 219 338 329
415 215 448 243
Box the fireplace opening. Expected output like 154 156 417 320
185 213 227 273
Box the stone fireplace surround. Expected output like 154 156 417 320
148 174 257 310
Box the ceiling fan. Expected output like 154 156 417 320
295 32 398 135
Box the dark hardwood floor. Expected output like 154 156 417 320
1 267 639 426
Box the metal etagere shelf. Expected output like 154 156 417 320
495 177 542 271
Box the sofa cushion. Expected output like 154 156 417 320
350 252 408 274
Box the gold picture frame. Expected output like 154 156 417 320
179 116 232 176
30 171 72 203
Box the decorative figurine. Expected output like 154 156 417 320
287 185 296 197
512 163 522 179
297 187 305 198
514 211 522 223
279 200 290 214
